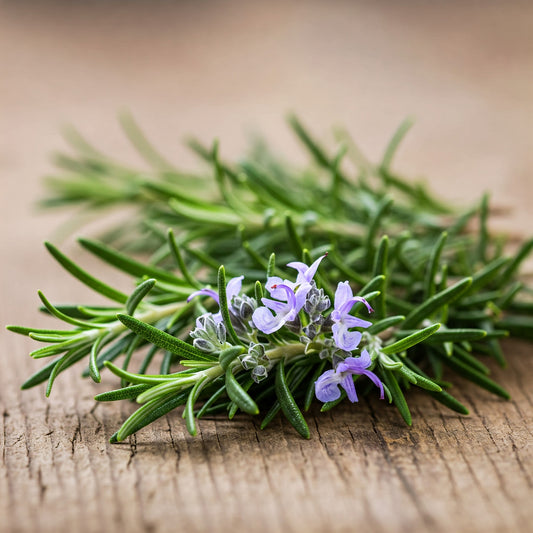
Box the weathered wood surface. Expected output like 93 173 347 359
1 2 532 532
1 334 532 533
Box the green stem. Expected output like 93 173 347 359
66 301 187 346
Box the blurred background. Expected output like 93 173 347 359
2 0 533 314
1 0 533 309
2 1 532 206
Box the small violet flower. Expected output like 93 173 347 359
330 281 373 351
187 276 244 324
252 283 309 334
314 349 384 403
265 254 327 301
253 255 327 335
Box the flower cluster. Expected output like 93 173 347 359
188 255 384 403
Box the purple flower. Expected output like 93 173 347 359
187 276 244 324
254 255 327 334
288 254 327 286
315 350 384 403
252 283 309 334
265 254 327 301
330 281 373 351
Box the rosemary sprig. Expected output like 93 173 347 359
8 115 533 441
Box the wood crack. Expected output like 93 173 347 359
368 404 438 531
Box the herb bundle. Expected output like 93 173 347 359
8 115 533 440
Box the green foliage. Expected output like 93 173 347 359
275 359 310 439
7 115 533 441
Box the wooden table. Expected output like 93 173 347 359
1 2 532 532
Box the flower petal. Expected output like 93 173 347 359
286 261 309 278
252 307 286 334
343 351 372 373
334 281 353 310
303 255 327 283
294 282 312 312
315 369 342 403
340 374 358 402
275 284 297 310
288 254 326 285
359 349 372 367
226 276 244 302
265 276 287 300
211 311 223 325
342 315 373 329
361 370 385 400
260 297 288 313
267 279 297 302
187 288 219 304
332 322 362 351
338 296 373 317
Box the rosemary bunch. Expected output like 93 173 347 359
8 116 533 440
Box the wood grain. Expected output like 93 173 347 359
1 2 532 532
1 336 531 533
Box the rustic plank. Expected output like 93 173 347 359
1 330 531 533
